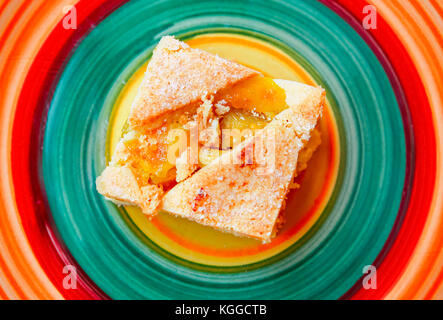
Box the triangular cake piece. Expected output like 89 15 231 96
128 36 258 128
161 81 325 242
96 36 258 216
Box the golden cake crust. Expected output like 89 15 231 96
128 36 258 128
161 84 325 242
96 163 164 217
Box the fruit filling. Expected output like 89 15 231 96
111 75 319 188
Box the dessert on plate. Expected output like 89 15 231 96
96 36 325 242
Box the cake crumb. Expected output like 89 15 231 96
215 100 230 116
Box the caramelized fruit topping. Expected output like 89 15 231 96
118 75 290 186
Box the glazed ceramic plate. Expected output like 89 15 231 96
2 0 443 299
